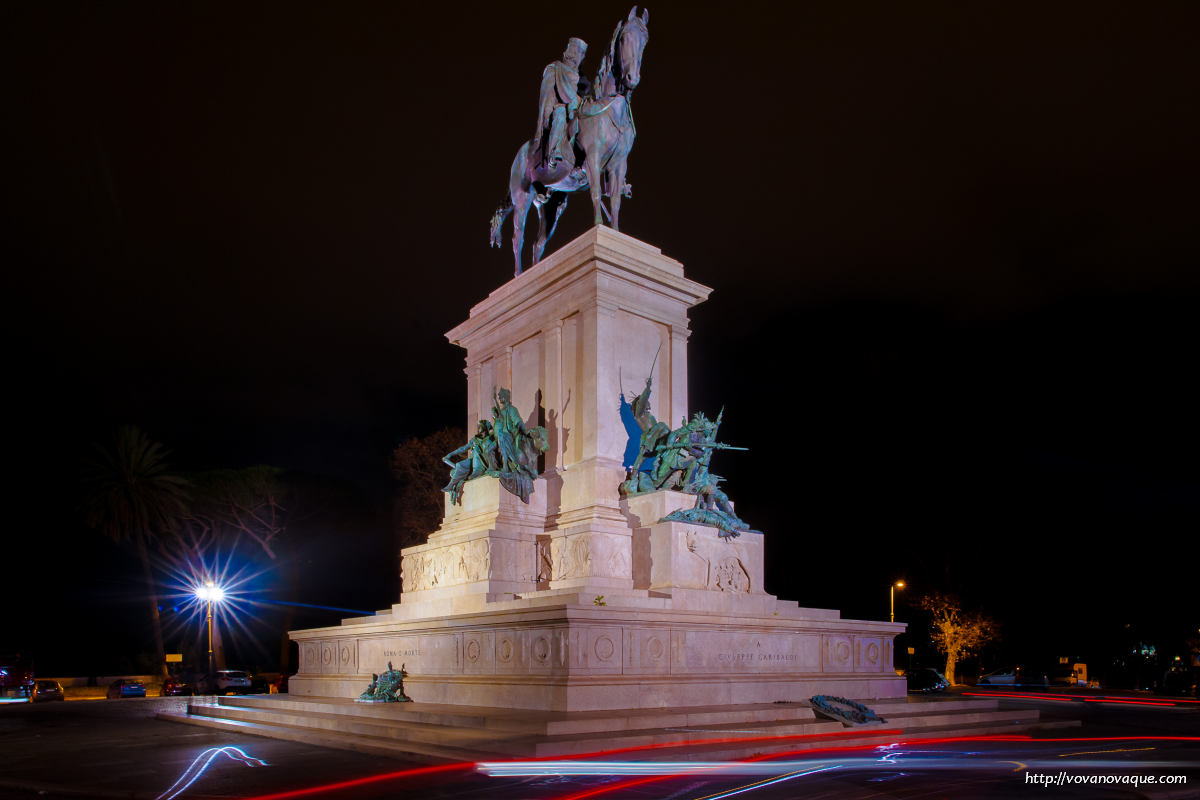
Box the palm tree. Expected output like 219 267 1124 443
83 426 188 679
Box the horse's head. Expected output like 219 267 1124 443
613 7 649 93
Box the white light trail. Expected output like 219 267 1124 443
154 745 268 800
687 766 840 800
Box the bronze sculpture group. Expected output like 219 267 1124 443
490 7 650 275
441 376 752 537
442 388 548 505
620 377 755 538
356 662 412 703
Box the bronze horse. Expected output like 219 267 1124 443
490 8 649 276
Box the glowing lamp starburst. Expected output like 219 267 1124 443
195 582 226 603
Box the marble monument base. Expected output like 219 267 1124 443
291 485 904 712
289 229 905 711
288 597 903 712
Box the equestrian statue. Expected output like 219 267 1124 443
489 7 650 276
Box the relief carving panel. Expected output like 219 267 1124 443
494 630 526 674
822 635 853 673
555 535 591 579
535 536 553 583
403 538 495 592
298 642 320 674
462 631 495 675
336 641 357 674
526 627 558 672
709 557 750 593
856 637 882 671
623 628 671 674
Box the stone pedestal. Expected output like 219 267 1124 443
290 227 906 710
396 477 547 618
443 226 710 596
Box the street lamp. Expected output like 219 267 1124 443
891 580 906 623
195 581 225 692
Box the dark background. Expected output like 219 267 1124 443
3 1 1197 679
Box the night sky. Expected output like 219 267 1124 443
4 2 1198 677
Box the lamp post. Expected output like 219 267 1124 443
195 581 225 693
891 580 906 623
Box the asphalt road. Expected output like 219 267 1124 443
1 694 1197 800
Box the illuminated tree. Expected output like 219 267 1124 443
919 592 997 684
83 426 189 679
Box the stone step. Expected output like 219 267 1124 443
215 695 825 737
516 706 1040 758
188 703 525 753
156 711 492 763
162 695 1070 763
524 719 852 758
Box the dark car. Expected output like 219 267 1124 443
978 665 1049 688
905 667 950 694
1156 668 1198 698
106 679 146 699
33 680 65 702
161 677 193 697
0 658 34 703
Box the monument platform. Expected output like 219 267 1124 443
288 592 902 711
163 694 1066 762
285 228 907 712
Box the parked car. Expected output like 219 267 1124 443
213 670 252 695
33 680 65 702
905 667 950 694
161 677 193 696
0 657 34 702
107 679 146 699
1156 668 1198 698
978 666 1049 688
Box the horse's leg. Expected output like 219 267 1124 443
533 192 570 263
547 192 569 242
508 143 536 276
608 159 628 232
532 199 548 266
511 188 533 276
583 151 605 227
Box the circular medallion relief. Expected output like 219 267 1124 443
321 645 333 665
340 646 350 664
498 638 514 663
466 640 481 663
594 635 615 661
647 637 664 660
866 642 879 664
532 635 551 663
835 641 851 663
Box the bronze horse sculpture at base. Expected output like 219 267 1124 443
490 7 649 276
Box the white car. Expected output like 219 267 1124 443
213 670 252 695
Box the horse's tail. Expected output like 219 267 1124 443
489 199 513 248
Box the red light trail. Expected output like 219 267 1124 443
234 732 1200 800
964 690 1197 707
